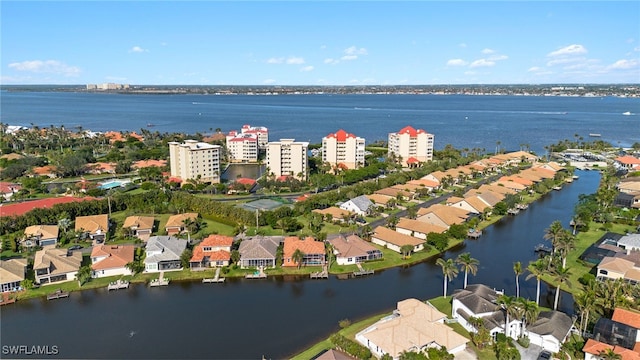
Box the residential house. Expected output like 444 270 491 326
282 236 326 267
314 349 354 360
367 193 394 208
416 204 470 229
86 162 116 175
447 196 492 215
132 159 167 169
0 258 27 292
238 236 283 269
23 225 59 247
467 184 516 197
615 156 640 171
123 216 155 240
596 253 640 284
190 234 234 269
30 165 58 178
34 248 82 285
312 207 353 222
407 178 440 192
328 234 383 265
452 284 573 353
395 218 447 240
0 182 21 201
374 187 413 201
144 236 188 273
617 234 640 253
371 226 426 254
356 298 469 359
618 178 640 194
534 161 565 173
165 212 198 236
339 195 374 216
75 214 109 242
90 245 135 278
583 308 640 360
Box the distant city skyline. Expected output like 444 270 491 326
2 1 639 85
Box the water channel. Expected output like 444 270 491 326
0 170 600 359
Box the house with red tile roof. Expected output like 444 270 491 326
132 159 167 169
616 156 640 170
75 214 109 243
282 236 326 267
190 234 234 269
0 196 97 217
90 245 135 278
583 307 640 360
30 165 58 178
86 162 116 175
0 182 21 200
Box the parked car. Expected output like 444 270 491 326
68 245 83 251
537 350 552 360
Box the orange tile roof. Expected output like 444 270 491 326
165 213 198 228
283 236 325 260
190 249 230 262
75 214 109 233
583 339 640 360
133 159 167 169
325 129 358 141
0 196 97 217
91 245 135 270
32 165 57 175
200 234 234 248
616 156 640 165
612 308 640 329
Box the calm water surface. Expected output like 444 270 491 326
1 170 600 359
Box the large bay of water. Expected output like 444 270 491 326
1 92 638 155
1 170 600 359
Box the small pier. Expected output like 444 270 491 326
467 229 483 239
310 265 329 279
245 267 267 279
46 289 69 300
507 208 520 216
107 279 130 291
534 244 553 254
0 292 16 306
149 271 169 287
515 203 529 210
353 263 374 277
203 268 225 283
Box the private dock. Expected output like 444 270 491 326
203 268 225 283
0 292 16 306
467 229 483 239
107 279 130 291
310 265 329 279
515 203 529 210
353 263 374 277
245 267 267 279
46 289 69 300
507 208 520 216
149 271 169 287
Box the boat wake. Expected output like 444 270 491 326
129 330 137 338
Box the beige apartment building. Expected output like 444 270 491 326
226 132 258 162
322 129 366 170
168 140 221 183
240 124 269 149
388 125 435 167
266 139 309 181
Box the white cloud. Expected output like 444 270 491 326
546 57 584 67
8 60 81 76
469 59 495 68
286 57 305 65
129 46 148 53
341 55 358 61
344 46 368 56
446 59 468 67
267 57 284 64
300 66 314 72
527 67 542 72
488 54 508 61
482 48 495 54
324 58 339 65
607 59 639 70
547 44 587 57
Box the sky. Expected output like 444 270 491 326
2 1 639 86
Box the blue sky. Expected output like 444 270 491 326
2 1 639 85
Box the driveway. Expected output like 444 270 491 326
514 341 544 360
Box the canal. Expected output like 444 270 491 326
0 170 600 359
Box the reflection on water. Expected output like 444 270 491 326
221 163 265 182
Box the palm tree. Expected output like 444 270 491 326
496 294 516 338
520 298 539 337
292 249 305 269
543 220 564 254
552 266 572 310
526 259 546 305
456 252 479 288
435 258 459 297
400 244 414 259
513 261 523 298
556 230 576 268
598 348 622 360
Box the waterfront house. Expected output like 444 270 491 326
122 215 155 240
597 255 640 284
282 236 326 267
328 234 383 265
164 212 198 236
452 284 573 353
238 236 282 269
617 234 640 252
355 298 468 359
494 179 527 192
583 308 640 360
467 184 516 197
447 196 492 215
416 204 470 229
0 182 21 201
0 258 27 292
23 225 59 247
190 234 234 269
314 349 355 360
144 236 188 273
339 195 374 216
615 155 640 171
75 214 109 243
90 245 135 278
371 226 426 254
395 218 447 240
34 248 82 285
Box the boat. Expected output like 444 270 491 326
589 133 601 137
146 123 155 127
623 111 632 116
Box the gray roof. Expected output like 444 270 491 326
144 236 188 264
348 195 374 212
527 310 574 342
239 236 281 260
452 284 500 315
618 234 640 249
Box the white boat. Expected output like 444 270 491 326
589 133 601 137
623 111 632 115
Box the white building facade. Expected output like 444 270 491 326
322 129 366 170
226 132 259 162
266 139 309 181
388 126 434 167
168 140 221 183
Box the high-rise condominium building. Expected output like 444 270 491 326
266 139 309 181
388 126 434 167
322 129 366 170
168 140 221 183
226 131 258 162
